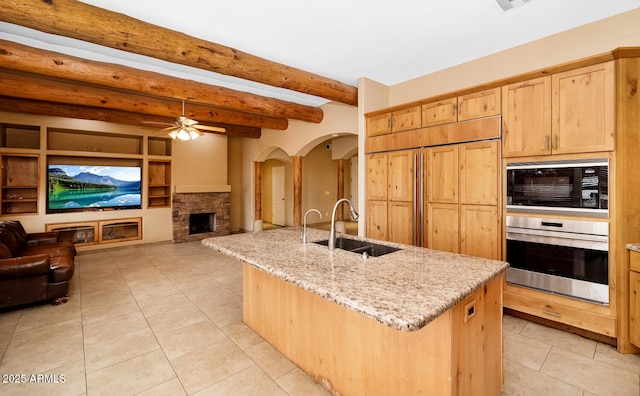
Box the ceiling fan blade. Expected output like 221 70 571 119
195 125 226 133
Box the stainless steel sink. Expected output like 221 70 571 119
314 237 402 257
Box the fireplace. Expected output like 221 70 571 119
172 192 230 242
190 212 216 234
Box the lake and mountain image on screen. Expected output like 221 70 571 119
48 165 142 210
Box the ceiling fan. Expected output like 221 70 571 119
144 100 226 140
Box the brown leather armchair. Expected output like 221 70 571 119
0 220 76 309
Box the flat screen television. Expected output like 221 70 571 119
47 164 142 213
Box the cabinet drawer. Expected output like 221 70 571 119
422 98 457 127
367 113 392 137
391 106 422 132
504 289 615 337
458 88 501 121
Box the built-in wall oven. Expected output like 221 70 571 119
506 216 609 304
504 159 610 305
506 158 608 218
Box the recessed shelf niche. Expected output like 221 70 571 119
47 128 143 155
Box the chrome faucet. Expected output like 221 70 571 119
328 198 359 251
303 209 322 244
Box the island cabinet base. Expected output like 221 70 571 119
243 264 504 395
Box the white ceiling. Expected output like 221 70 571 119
1 0 640 107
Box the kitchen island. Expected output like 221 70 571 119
203 227 509 395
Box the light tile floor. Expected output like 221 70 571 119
0 240 638 395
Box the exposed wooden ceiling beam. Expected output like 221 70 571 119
0 96 262 138
0 39 324 124
0 0 358 106
0 69 288 130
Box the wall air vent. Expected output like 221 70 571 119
493 0 537 12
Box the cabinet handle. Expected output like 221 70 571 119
545 135 549 150
457 101 462 116
542 310 561 317
553 135 557 150
389 117 393 129
451 104 456 117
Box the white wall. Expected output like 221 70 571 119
388 8 640 108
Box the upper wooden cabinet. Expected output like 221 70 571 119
422 88 501 127
552 61 615 155
366 106 421 136
421 98 458 127
503 62 615 157
502 76 552 157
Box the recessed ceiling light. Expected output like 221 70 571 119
493 0 537 12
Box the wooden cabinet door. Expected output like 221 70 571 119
388 150 415 202
502 76 552 157
457 88 501 122
366 200 387 241
391 106 422 132
459 141 499 206
366 153 387 201
630 270 640 347
427 203 459 254
427 145 458 204
422 97 457 127
552 61 615 154
460 205 500 260
388 201 414 245
367 113 392 137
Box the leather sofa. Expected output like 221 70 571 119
0 220 76 309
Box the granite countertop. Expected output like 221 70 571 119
202 227 509 332
628 243 640 253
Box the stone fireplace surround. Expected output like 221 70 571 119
172 192 230 242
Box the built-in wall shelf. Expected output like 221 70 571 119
47 128 143 155
148 137 172 156
1 154 39 215
1 123 40 150
46 217 142 247
148 160 172 208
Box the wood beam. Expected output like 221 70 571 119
0 39 324 124
0 0 358 106
0 70 288 130
0 96 262 138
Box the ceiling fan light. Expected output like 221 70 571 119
188 130 201 140
176 128 191 141
168 130 179 139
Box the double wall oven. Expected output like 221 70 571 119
505 159 610 305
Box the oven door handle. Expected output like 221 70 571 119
506 229 608 251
